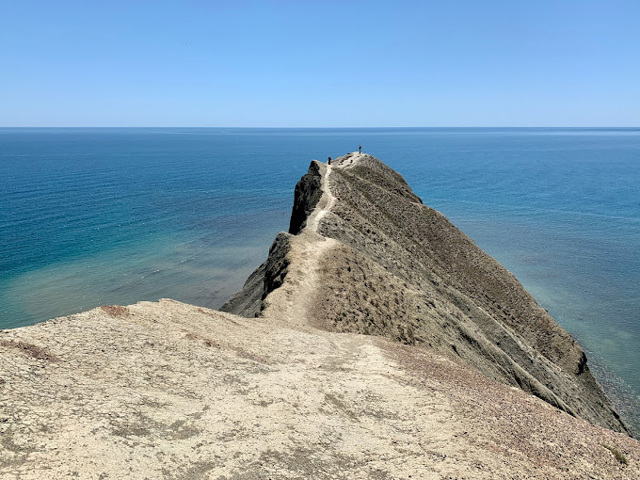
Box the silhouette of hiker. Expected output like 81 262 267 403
328 156 331 165
358 145 362 154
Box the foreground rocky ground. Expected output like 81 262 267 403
2 300 639 479
2 153 639 478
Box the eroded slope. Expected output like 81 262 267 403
316 153 626 433
226 152 627 434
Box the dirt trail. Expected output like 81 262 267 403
260 162 339 327
308 164 335 232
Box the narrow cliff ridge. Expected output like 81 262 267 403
2 153 639 479
224 152 628 435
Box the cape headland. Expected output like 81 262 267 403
1 153 638 479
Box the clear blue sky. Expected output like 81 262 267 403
1 0 638 127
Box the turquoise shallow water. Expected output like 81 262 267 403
1 127 639 428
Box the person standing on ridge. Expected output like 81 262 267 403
358 145 362 154
328 156 331 165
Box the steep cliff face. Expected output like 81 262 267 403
289 160 324 235
221 232 292 317
225 152 628 435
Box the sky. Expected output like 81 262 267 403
1 0 639 127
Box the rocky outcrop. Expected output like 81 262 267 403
288 160 324 235
221 232 292 318
226 152 629 435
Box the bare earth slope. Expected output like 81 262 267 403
2 153 639 479
2 301 640 479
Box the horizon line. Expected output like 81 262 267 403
1 126 639 129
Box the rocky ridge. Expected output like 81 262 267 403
224 152 628 435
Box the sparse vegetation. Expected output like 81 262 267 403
603 444 629 466
0 339 58 362
101 305 129 317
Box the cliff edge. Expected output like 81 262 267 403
2 153 638 479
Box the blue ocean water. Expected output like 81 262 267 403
1 127 639 427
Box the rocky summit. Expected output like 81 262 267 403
1 153 639 479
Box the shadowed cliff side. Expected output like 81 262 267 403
224 152 629 435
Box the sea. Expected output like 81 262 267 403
1 127 639 431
